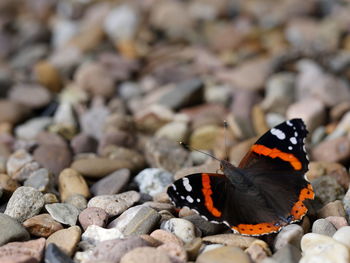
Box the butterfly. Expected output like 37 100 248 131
167 119 314 236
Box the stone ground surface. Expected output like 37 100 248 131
0 0 350 262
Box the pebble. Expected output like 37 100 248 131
85 236 149 263
65 194 87 211
245 240 271 263
24 168 53 192
45 243 74 263
45 203 80 226
158 241 188 262
270 244 302 263
300 233 350 263
312 219 337 236
158 78 204 110
343 188 350 218
71 157 136 178
325 216 348 229
150 229 184 246
87 191 140 217
189 124 221 150
120 246 172 263
75 62 115 97
333 226 350 248
33 144 72 176
312 136 350 163
6 149 33 179
90 168 130 196
0 100 26 124
108 205 161 236
15 117 53 140
23 213 63 237
44 193 59 204
9 84 52 109
99 147 146 171
78 207 108 230
46 226 81 257
318 200 346 218
196 246 251 263
312 176 345 205
274 224 304 250
34 60 62 92
135 168 173 197
183 214 226 236
58 168 90 202
143 201 175 212
162 218 197 244
81 225 124 246
4 186 45 223
202 234 258 249
145 137 191 173
70 133 98 154
0 213 30 246
0 173 19 194
0 238 46 263
286 98 326 132
261 72 295 114
185 237 202 261
155 121 189 142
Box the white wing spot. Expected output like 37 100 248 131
286 120 293 126
180 196 185 200
182 178 192 192
186 196 194 203
172 184 176 191
290 137 297 145
294 132 298 137
271 128 286 140
197 198 200 202
288 146 293 150
303 145 306 152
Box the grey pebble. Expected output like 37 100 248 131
4 186 45 223
90 168 130 196
65 194 87 211
312 219 337 236
45 203 80 226
23 168 53 192
0 213 30 246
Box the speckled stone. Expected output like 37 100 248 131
78 207 108 230
88 191 140 217
65 194 87 211
23 213 63 238
4 186 45 223
162 218 197 244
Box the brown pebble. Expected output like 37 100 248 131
23 214 63 238
312 136 350 163
34 60 62 92
318 200 346 218
0 173 20 194
78 207 108 230
325 216 349 229
58 168 90 202
120 247 171 263
150 229 184 246
46 226 81 257
202 234 258 249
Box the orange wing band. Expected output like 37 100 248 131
290 183 314 220
201 173 222 217
232 222 281 236
251 144 302 170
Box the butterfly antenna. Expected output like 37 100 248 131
224 120 229 161
179 142 221 162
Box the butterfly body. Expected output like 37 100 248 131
167 119 314 236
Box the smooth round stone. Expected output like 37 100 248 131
185 237 202 261
120 247 171 263
82 225 124 246
0 100 26 124
79 207 108 230
45 203 80 226
150 229 184 246
58 168 90 202
300 233 350 263
46 226 81 257
245 240 271 263
65 194 87 211
202 234 258 249
333 226 350 248
190 125 221 150
312 176 345 205
44 193 59 204
87 191 140 217
71 157 136 178
155 121 189 142
0 238 46 263
325 216 348 229
196 246 251 263
0 213 30 246
162 218 197 244
312 219 336 236
70 133 98 154
157 241 187 262
4 186 45 223
318 200 346 218
108 205 160 236
183 214 226 236
135 168 173 197
23 213 63 237
24 168 53 192
90 168 130 196
45 243 74 263
34 60 62 92
274 224 304 250
142 201 174 212
15 117 53 140
311 136 350 163
270 244 302 263
33 144 72 176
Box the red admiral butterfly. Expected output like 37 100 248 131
167 118 314 236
